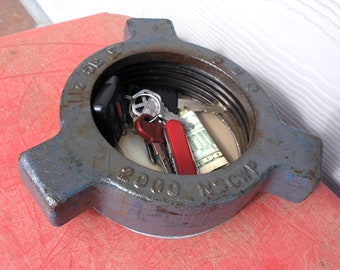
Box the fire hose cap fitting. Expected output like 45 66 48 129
19 18 322 238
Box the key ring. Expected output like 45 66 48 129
130 89 162 119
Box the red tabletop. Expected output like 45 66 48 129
0 13 339 269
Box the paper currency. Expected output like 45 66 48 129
180 110 229 174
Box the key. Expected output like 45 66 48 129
129 89 194 130
128 86 178 113
144 141 156 165
135 114 175 174
159 102 195 130
165 120 197 175
129 89 162 118
129 90 165 165
177 97 226 114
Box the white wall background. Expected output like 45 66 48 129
28 0 340 195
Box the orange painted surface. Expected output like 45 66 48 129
0 13 339 269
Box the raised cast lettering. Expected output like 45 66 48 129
70 82 86 90
212 178 229 193
245 160 258 175
133 174 148 188
117 167 134 183
228 174 242 188
81 57 105 74
198 182 214 196
198 161 259 197
150 178 164 193
167 181 180 197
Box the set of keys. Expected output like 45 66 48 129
129 89 197 175
126 89 227 175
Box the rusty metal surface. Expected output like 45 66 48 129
19 18 322 238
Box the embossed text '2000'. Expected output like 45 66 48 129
117 167 180 197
